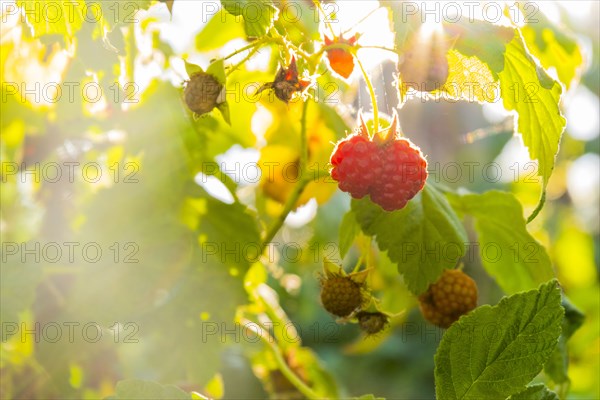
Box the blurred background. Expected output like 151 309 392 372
1 1 598 399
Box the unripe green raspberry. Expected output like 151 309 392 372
184 72 222 115
320 275 364 318
356 311 389 335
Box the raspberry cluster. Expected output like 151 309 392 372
418 269 478 328
319 264 392 335
330 115 427 211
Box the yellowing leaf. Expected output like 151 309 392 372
498 32 566 183
518 2 584 89
220 0 279 38
259 101 337 207
17 0 86 38
442 50 496 103
258 144 336 207
259 145 301 204
196 9 246 52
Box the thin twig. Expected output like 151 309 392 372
355 56 379 133
260 101 311 251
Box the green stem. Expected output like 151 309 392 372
226 45 262 76
126 25 136 83
261 175 311 252
299 100 309 174
352 255 363 273
355 56 379 133
340 6 379 37
240 318 320 400
271 34 313 65
526 187 546 224
313 0 336 38
265 339 320 400
360 45 399 55
260 101 311 252
223 40 264 61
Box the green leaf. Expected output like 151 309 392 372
205 59 231 124
441 24 566 219
352 184 467 295
184 60 204 77
216 102 231 125
94 0 152 29
518 2 584 89
498 32 566 184
338 210 360 259
560 296 585 339
508 384 559 400
544 296 585 384
197 197 261 267
196 9 246 51
444 18 514 79
159 0 175 14
201 373 223 398
17 0 86 38
220 0 279 37
434 280 564 400
448 190 554 294
446 23 566 186
206 59 227 87
113 379 190 399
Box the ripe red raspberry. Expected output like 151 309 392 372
330 114 427 211
330 133 380 199
418 269 478 328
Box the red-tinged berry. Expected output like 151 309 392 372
257 56 311 103
184 71 223 115
324 34 358 79
330 114 428 211
356 311 389 335
418 269 478 328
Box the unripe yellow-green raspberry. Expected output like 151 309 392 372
418 269 478 328
320 275 364 317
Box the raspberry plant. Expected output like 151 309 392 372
1 1 597 400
